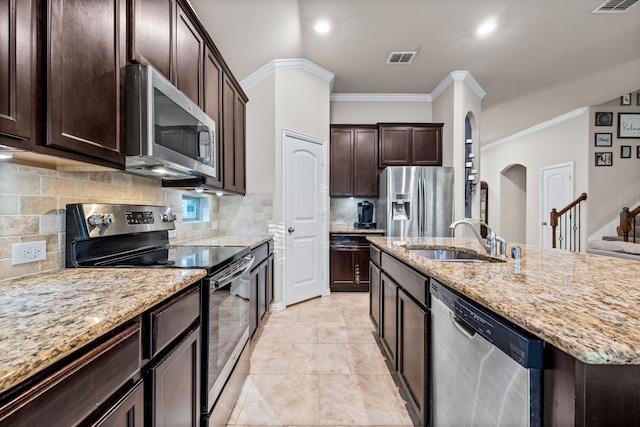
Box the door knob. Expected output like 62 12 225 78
288 227 295 233
542 222 547 225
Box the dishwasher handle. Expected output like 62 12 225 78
449 312 477 339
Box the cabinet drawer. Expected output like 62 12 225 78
370 245 381 267
0 323 140 426
381 252 428 306
146 285 200 359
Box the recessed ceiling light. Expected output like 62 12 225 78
313 20 331 34
477 20 496 36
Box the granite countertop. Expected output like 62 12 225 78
181 233 273 249
0 268 206 395
367 236 640 365
330 227 386 234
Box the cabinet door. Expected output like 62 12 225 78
47 0 126 166
380 272 398 369
175 2 203 106
379 126 411 166
147 325 200 427
329 128 354 196
369 261 381 333
398 289 427 425
222 75 245 194
234 93 246 194
353 127 379 196
0 0 34 147
89 379 144 427
329 246 357 291
128 0 174 81
202 46 223 188
411 125 442 166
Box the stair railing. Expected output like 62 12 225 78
620 205 640 243
550 193 588 251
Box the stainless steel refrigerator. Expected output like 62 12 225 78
377 166 454 237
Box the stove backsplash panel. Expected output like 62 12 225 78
0 162 220 282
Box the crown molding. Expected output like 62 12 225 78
431 70 486 101
481 107 589 151
240 58 335 91
330 93 431 102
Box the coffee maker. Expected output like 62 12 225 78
355 200 376 229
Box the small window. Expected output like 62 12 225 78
181 194 209 222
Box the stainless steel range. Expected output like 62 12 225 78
65 203 253 426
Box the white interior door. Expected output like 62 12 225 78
541 162 573 248
283 130 326 305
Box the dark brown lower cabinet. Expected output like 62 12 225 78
250 241 274 338
146 324 200 427
544 343 640 426
330 233 382 292
90 379 145 427
0 322 141 426
398 289 427 426
380 272 398 369
369 261 381 332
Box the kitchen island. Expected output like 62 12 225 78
368 235 640 426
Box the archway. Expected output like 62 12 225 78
500 164 527 244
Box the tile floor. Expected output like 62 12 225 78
226 292 415 426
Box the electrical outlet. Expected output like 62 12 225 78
11 241 46 265
211 221 218 230
168 230 177 239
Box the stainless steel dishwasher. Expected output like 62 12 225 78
430 280 543 427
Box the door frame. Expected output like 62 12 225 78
280 128 329 306
540 161 574 248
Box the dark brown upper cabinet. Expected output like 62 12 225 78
174 2 203 106
46 0 127 166
330 125 378 197
128 0 175 81
202 46 223 188
379 123 443 167
0 0 35 150
222 74 246 194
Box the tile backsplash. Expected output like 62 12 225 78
0 161 220 282
218 192 274 234
330 197 377 228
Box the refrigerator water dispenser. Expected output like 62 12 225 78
392 193 411 220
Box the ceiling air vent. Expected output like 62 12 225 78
387 51 417 64
593 0 638 13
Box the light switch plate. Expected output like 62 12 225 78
12 241 46 265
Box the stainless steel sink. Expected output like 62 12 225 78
408 248 493 263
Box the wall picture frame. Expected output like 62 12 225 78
618 113 640 138
595 152 612 166
595 112 613 126
621 93 632 105
621 145 632 158
595 133 612 146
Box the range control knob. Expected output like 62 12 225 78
101 214 114 225
162 213 177 222
87 215 102 226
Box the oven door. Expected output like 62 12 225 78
202 267 251 416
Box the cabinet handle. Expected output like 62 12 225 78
288 227 295 233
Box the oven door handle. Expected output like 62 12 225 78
215 255 255 288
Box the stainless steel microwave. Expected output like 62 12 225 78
125 64 217 181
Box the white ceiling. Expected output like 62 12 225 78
189 0 640 144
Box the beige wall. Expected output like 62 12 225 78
0 162 219 282
588 92 640 235
330 100 431 124
244 66 332 308
481 109 589 245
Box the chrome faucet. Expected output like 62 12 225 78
449 220 501 256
